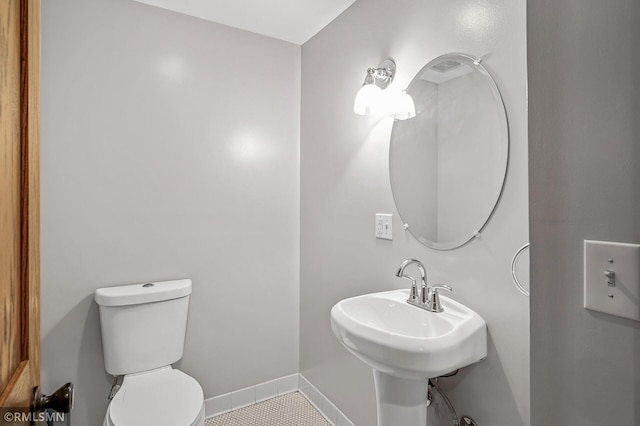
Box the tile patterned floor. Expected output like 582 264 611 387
205 392 330 426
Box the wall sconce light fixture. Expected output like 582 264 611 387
354 59 415 120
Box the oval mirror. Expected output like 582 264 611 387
390 53 509 250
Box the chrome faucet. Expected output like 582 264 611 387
396 259 452 312
396 259 427 304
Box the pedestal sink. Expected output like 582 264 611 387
330 289 487 426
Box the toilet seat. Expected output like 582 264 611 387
105 367 204 426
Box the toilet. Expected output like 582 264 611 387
95 279 205 426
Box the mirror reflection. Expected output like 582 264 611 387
390 54 508 250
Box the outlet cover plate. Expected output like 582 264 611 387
375 214 393 240
584 240 640 321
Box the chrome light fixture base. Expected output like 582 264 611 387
366 59 396 89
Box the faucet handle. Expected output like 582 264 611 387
427 284 452 312
400 275 419 302
429 284 452 293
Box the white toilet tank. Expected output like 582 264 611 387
95 279 192 376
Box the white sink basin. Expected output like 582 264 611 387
330 289 487 379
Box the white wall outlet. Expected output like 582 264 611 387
375 214 393 240
584 240 640 321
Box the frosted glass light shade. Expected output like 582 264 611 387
354 84 382 115
393 91 416 120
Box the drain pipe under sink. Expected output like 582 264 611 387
428 375 478 426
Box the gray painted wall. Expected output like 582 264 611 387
300 0 529 425
529 0 640 424
40 1 300 424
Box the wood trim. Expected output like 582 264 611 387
0 0 23 395
20 0 31 361
0 362 28 400
26 0 41 382
0 0 41 408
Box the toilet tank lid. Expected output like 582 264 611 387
95 279 192 307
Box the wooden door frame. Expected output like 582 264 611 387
0 0 40 410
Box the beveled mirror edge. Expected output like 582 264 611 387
389 52 511 251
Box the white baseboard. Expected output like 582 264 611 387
204 373 354 426
298 374 354 426
204 373 299 417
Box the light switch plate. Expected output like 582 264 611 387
584 240 640 321
375 214 393 240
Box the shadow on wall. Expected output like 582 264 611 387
428 333 525 426
635 19 640 423
42 295 112 426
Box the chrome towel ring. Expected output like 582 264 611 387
511 243 530 296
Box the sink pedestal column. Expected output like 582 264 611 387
373 370 428 426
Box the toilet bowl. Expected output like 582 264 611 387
96 279 205 426
103 367 204 426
